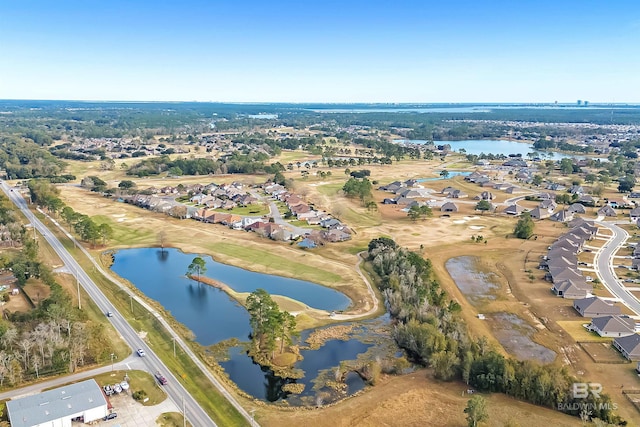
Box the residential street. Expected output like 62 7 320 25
593 221 640 316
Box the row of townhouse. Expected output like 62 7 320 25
541 218 598 299
464 170 528 194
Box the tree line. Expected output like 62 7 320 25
367 237 623 425
27 180 113 247
0 199 115 386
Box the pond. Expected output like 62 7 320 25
398 139 596 161
111 248 351 343
417 171 471 182
445 256 556 364
110 247 386 403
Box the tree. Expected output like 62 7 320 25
475 200 492 214
118 180 136 190
440 170 450 179
246 289 298 358
464 395 489 427
97 223 113 246
531 174 543 187
559 158 574 175
186 257 207 284
513 212 534 239
555 193 572 206
618 175 635 193
408 205 433 221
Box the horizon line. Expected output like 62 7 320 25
1 98 640 106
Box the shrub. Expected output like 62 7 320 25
132 390 147 401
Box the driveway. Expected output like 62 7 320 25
95 392 180 427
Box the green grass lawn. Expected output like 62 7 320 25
200 241 342 284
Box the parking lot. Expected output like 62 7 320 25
88 391 180 427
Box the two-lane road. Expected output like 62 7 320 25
593 221 640 316
0 182 217 427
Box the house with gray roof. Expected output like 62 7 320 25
529 207 551 220
7 379 108 427
598 205 617 217
568 203 586 214
502 204 525 216
630 207 640 222
551 279 591 299
441 202 459 212
550 210 574 223
589 315 636 337
613 334 640 360
539 199 558 212
574 297 621 317
578 195 597 206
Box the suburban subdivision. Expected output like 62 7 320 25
1 101 640 426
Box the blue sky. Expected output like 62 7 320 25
1 0 639 103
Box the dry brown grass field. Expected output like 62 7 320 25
47 151 640 426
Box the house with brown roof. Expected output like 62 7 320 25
208 212 231 224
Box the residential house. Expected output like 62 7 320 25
569 185 585 195
502 204 525 215
613 334 640 360
578 195 597 206
529 207 551 220
449 189 468 198
474 191 494 200
322 228 351 242
550 210 574 223
568 203 586 214
630 207 640 222
573 297 621 317
551 279 591 299
441 202 459 212
503 159 527 167
598 205 617 217
537 192 556 201
505 186 523 194
539 199 558 212
464 171 488 183
589 315 636 337
546 183 566 191
321 218 342 229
